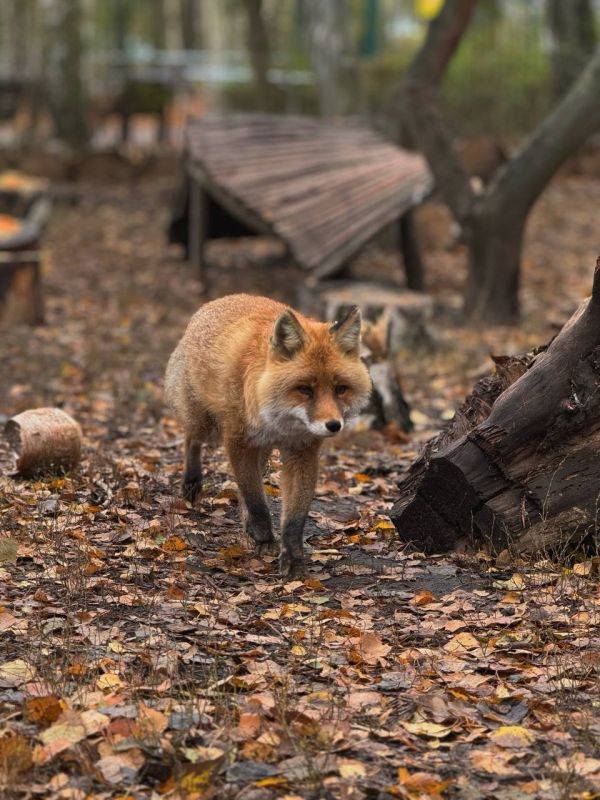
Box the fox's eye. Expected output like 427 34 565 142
296 385 313 398
335 385 349 396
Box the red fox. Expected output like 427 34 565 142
165 294 372 575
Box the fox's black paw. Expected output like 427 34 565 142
245 511 274 548
256 538 277 556
182 476 202 504
279 549 306 578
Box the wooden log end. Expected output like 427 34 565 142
4 407 82 477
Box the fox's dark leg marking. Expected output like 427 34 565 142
183 436 203 503
226 439 274 549
279 443 321 577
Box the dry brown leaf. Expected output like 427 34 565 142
348 632 391 666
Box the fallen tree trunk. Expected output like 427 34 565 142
4 408 82 477
391 258 600 556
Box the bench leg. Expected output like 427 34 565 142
188 176 207 292
399 209 425 292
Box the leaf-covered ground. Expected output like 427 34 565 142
0 171 599 800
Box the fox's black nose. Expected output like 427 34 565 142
326 419 342 433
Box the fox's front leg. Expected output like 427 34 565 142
279 444 320 577
226 438 275 550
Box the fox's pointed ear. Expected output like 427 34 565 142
271 310 305 359
330 305 361 356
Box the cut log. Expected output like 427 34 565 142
0 252 44 328
391 258 600 557
4 408 82 477
298 281 434 354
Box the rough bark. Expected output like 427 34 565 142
399 0 600 323
4 408 82 477
390 259 600 557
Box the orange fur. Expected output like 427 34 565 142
165 294 372 575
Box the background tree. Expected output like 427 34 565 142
47 0 88 148
241 0 275 111
399 0 600 324
547 0 596 98
180 0 202 50
304 0 349 117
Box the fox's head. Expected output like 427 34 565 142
255 306 372 440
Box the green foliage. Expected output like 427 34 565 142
443 20 552 137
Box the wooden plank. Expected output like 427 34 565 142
184 114 432 278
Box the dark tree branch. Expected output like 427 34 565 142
400 0 478 224
482 47 600 222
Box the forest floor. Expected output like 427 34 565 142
0 167 599 800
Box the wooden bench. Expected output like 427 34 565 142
172 114 432 291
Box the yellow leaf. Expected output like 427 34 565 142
444 632 481 654
374 519 395 531
489 725 535 749
339 759 367 779
255 776 289 788
415 0 444 20
264 484 280 496
402 721 453 739
96 672 124 691
0 659 36 686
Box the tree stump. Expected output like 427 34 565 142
0 252 44 328
391 259 600 557
4 408 82 477
299 281 434 354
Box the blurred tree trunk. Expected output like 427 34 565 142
242 0 274 111
304 0 349 116
151 0 167 51
360 0 379 57
180 0 202 50
547 0 596 98
399 0 600 324
9 0 32 76
47 0 88 148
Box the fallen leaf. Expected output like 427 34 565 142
24 696 63 727
0 659 37 686
339 759 367 779
489 725 535 749
398 767 450 795
402 721 453 739
97 672 125 691
348 632 391 666
0 537 18 564
470 747 517 776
